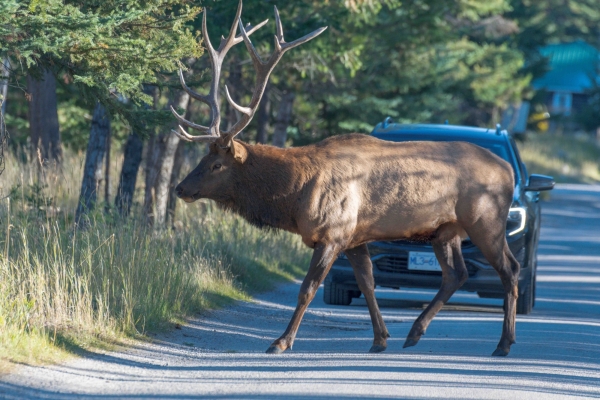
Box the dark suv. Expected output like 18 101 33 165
324 119 555 314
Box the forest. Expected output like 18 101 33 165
1 0 600 364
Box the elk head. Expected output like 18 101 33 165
172 1 326 203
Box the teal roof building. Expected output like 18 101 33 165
532 41 599 116
533 41 599 94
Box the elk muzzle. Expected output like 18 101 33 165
175 183 196 203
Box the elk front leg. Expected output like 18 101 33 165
266 242 339 354
345 244 390 353
404 235 468 348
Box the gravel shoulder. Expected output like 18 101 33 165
2 184 600 399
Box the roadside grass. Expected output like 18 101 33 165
517 132 600 183
0 150 311 368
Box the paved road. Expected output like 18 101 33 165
2 184 600 399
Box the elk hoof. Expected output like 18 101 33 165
369 344 387 353
403 337 420 348
266 345 285 354
491 347 510 357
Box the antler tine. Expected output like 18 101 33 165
172 2 270 143
177 69 209 104
274 5 326 51
201 8 217 61
224 86 252 116
171 126 220 143
281 26 328 51
233 20 269 45
222 12 327 141
217 0 243 53
170 7 221 139
237 18 265 66
170 105 211 132
274 5 284 41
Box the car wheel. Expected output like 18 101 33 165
532 273 537 308
517 273 534 315
323 274 354 306
532 257 537 308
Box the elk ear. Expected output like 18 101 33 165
229 140 248 164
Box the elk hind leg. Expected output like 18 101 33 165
467 222 520 356
404 232 468 348
492 244 519 356
266 242 339 354
345 244 390 353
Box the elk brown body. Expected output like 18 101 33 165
173 1 520 357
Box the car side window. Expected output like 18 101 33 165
509 138 527 185
488 142 519 184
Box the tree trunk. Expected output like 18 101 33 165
0 58 8 174
27 69 62 166
272 90 295 148
256 82 270 144
153 122 183 227
75 102 110 225
167 140 185 225
115 132 143 216
1 57 8 123
104 129 111 213
144 90 190 227
143 134 159 224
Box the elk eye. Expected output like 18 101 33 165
213 163 222 171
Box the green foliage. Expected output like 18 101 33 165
509 0 600 50
3 0 600 148
1 0 202 134
287 0 530 140
177 0 531 144
9 183 54 213
507 0 600 88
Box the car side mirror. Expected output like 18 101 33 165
525 174 555 191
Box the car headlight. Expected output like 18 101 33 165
507 207 526 236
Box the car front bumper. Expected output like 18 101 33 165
328 233 528 295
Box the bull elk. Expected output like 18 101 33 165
173 1 520 357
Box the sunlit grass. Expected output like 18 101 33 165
0 149 310 367
517 132 600 184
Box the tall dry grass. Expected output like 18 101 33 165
0 148 310 365
517 132 600 183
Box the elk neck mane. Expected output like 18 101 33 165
216 141 318 232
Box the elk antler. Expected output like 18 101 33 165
171 2 327 145
171 0 268 142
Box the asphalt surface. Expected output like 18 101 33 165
1 184 600 399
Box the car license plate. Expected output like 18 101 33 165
408 251 442 271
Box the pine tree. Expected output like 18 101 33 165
1 0 202 220
1 0 202 131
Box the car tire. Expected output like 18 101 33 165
323 274 357 306
517 273 534 315
532 258 537 308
